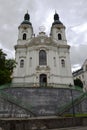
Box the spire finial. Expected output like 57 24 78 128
24 11 30 21
52 12 63 25
54 12 59 21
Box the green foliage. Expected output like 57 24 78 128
5 59 16 73
64 113 87 117
0 70 11 85
0 49 6 70
0 49 16 85
74 78 83 88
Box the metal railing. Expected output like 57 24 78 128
3 83 70 88
0 90 36 117
57 93 86 116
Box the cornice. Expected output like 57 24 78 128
36 66 50 71
57 44 70 49
14 44 27 50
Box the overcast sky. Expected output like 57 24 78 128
0 0 87 71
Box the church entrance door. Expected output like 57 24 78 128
40 74 47 87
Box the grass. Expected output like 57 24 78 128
64 113 87 117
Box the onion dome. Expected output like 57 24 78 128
52 12 63 26
54 13 59 21
21 12 32 25
24 12 30 21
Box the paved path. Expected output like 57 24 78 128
51 126 87 130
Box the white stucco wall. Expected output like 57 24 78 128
12 16 74 86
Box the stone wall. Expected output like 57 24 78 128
0 87 86 117
0 117 87 130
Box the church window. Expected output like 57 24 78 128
58 33 62 40
85 65 87 71
61 59 65 67
53 57 56 67
20 59 24 68
39 50 47 65
79 76 81 79
83 81 85 85
23 33 26 40
82 74 84 79
29 57 32 67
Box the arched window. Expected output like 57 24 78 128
53 57 56 67
20 59 24 68
23 33 26 40
85 65 87 71
61 59 65 67
39 50 47 65
29 57 32 67
58 33 62 40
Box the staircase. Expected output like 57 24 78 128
0 84 48 129
0 84 87 118
57 92 86 116
0 90 37 117
0 83 12 90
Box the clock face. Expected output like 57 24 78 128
39 26 46 32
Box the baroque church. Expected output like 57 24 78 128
1 12 87 130
12 12 73 87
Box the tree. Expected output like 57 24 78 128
74 78 83 88
5 59 16 73
0 69 11 85
0 49 16 85
0 49 6 70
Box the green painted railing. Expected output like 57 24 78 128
0 83 85 117
0 83 84 92
0 90 37 117
57 92 86 116
0 83 12 90
0 83 70 88
73 85 83 92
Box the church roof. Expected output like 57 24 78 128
21 12 32 25
52 12 63 26
27 36 56 46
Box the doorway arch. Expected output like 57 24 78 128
40 74 47 87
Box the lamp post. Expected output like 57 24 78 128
69 84 75 117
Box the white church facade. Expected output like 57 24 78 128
12 12 73 87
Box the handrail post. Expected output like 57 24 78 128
69 83 75 117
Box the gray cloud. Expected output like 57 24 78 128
0 0 87 70
70 45 87 69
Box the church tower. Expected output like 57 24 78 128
50 12 66 44
17 12 33 45
12 12 73 87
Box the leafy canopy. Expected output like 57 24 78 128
0 49 16 85
74 78 83 88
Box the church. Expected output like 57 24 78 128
1 12 87 130
12 12 73 87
